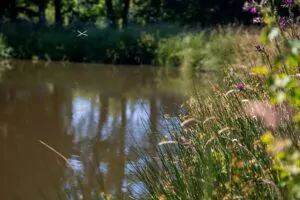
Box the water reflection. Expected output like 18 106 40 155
0 61 219 199
0 82 74 200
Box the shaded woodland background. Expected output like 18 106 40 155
0 0 298 65
0 0 255 27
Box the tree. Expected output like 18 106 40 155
150 0 160 22
9 0 18 21
38 0 47 25
54 0 62 26
0 0 9 20
122 0 130 27
105 0 116 28
27 0 49 25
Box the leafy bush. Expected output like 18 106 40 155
0 23 181 65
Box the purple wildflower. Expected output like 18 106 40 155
236 82 245 91
280 17 287 28
282 0 292 7
250 6 256 14
250 6 257 14
243 2 251 11
255 45 263 52
243 1 257 14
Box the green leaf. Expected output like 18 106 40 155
286 55 298 69
260 27 270 44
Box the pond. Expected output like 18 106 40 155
0 60 219 200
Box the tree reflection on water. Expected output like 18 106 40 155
0 61 218 199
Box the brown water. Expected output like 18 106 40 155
0 60 218 200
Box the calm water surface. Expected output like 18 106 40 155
0 60 219 200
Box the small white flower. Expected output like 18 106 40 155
276 91 286 104
268 28 279 41
274 76 290 88
229 67 234 76
292 47 298 55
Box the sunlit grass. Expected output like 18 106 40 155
132 83 295 199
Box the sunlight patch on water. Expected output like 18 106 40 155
99 162 109 174
70 96 99 141
69 95 181 154
68 156 84 174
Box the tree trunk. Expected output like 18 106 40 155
151 0 161 22
38 1 47 26
9 0 17 21
105 0 116 28
54 0 62 26
0 0 8 20
122 0 130 27
0 8 4 21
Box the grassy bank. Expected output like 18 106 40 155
130 8 300 199
132 83 296 199
0 23 261 70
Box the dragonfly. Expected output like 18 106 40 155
77 30 88 37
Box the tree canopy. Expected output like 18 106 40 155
0 0 255 27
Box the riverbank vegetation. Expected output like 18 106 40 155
0 0 296 70
0 0 256 70
132 0 300 199
0 22 260 72
0 0 300 200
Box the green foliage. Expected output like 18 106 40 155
131 0 253 25
156 33 207 68
65 0 106 24
247 0 300 198
0 22 236 71
0 34 12 60
156 30 235 71
1 0 261 30
0 0 275 68
0 23 168 64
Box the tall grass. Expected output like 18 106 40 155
132 84 295 199
156 29 235 72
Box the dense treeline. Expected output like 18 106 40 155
0 0 254 27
